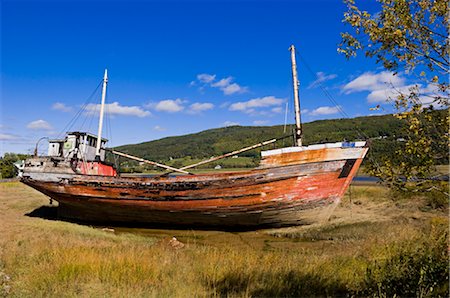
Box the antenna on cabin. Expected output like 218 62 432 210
289 45 302 147
95 69 108 160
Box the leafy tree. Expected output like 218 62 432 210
0 153 29 179
339 0 449 196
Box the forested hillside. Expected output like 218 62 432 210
113 112 426 171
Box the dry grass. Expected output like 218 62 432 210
0 182 448 297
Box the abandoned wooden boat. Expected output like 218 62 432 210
21 46 368 228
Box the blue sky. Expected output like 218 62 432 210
0 0 431 155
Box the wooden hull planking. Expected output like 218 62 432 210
22 145 367 228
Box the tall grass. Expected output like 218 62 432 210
362 217 449 297
203 218 448 297
0 182 448 297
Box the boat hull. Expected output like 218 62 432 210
21 144 368 228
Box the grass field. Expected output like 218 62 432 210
0 181 448 297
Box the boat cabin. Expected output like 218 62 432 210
48 131 108 161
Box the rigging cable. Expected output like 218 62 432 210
57 80 103 139
296 49 369 140
295 49 386 179
78 89 101 132
284 73 295 146
85 103 99 134
283 101 289 134
297 52 448 187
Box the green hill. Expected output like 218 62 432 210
113 113 410 171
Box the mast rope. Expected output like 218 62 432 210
78 89 101 133
283 74 294 146
37 79 100 154
84 104 98 134
295 49 386 179
104 98 120 168
295 50 369 141
105 97 113 147
57 80 103 139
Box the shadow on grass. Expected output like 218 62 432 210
209 270 350 297
23 205 281 232
25 205 58 220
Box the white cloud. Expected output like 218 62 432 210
197 73 216 84
308 72 337 89
253 120 268 125
194 74 248 95
341 71 443 104
147 100 213 114
0 133 20 141
145 98 187 113
222 83 246 95
367 84 446 105
421 83 440 94
27 120 53 130
152 99 185 113
189 102 214 113
153 125 166 131
417 83 448 105
229 96 284 113
52 102 72 112
343 71 405 94
211 77 233 88
366 84 418 103
223 121 240 126
309 106 341 116
85 102 150 117
271 107 283 113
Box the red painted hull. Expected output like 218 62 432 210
21 145 368 228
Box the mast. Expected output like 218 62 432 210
95 69 108 160
289 45 302 147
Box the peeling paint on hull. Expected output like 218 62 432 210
21 145 368 228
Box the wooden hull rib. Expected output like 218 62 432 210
21 144 368 228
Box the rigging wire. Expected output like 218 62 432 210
283 71 295 147
295 50 446 182
283 101 289 134
295 49 369 140
106 104 119 168
292 50 433 189
295 49 388 180
57 80 103 139
105 99 113 147
86 103 98 134
78 87 101 133
280 101 289 147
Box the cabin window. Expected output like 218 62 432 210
87 137 97 147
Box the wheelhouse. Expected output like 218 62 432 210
48 132 108 161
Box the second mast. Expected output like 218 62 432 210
95 69 108 159
289 45 302 147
